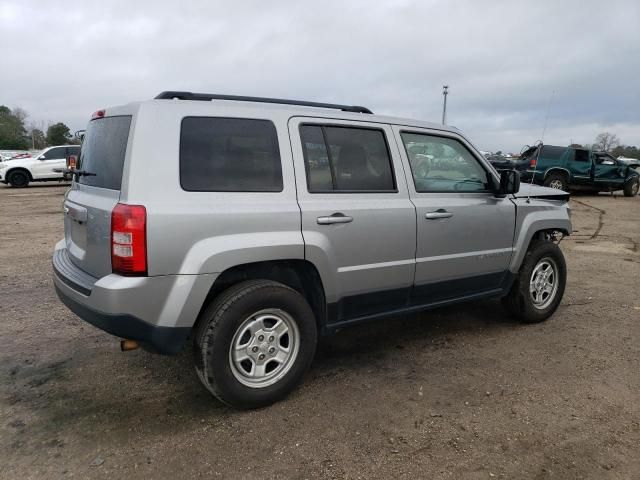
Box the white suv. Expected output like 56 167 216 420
0 145 80 187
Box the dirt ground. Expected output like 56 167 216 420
0 183 638 480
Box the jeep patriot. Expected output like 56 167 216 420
53 91 572 409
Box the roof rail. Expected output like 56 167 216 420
154 91 373 114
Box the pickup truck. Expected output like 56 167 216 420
490 145 639 197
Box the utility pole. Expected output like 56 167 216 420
442 85 449 125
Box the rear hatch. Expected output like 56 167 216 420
64 115 132 278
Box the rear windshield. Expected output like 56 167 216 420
78 116 132 190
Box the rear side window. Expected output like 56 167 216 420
300 125 395 192
180 117 282 192
78 116 132 190
541 146 566 160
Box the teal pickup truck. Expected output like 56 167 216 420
495 145 640 197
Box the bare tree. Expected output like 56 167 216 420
593 132 620 152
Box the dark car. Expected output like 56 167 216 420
494 145 639 197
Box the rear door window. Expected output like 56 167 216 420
180 117 283 192
78 116 132 190
574 149 590 162
300 125 395 192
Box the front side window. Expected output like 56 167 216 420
180 117 282 192
300 125 395 192
42 147 65 160
400 132 491 193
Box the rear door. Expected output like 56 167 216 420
393 127 515 303
289 117 416 323
567 148 592 185
63 115 132 278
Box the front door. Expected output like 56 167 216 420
32 146 67 178
594 154 626 189
289 118 416 323
393 127 516 304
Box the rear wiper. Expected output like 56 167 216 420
72 169 96 177
53 168 97 180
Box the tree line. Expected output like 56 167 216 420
0 105 77 150
570 132 640 159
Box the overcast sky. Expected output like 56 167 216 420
1 0 638 152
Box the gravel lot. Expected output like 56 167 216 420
0 183 638 479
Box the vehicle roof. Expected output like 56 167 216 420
108 98 462 135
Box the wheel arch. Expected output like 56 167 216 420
5 167 33 182
543 167 570 181
195 259 327 333
510 210 571 273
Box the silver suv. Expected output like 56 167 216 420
53 91 572 409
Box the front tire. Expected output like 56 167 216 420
193 280 317 409
8 170 29 188
502 240 567 323
623 177 639 197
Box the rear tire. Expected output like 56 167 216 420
502 240 567 323
193 280 317 409
8 170 29 188
623 177 639 197
543 172 567 191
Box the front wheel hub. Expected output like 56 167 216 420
529 257 559 310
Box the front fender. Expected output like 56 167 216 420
510 199 572 273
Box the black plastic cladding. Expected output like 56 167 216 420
154 91 373 114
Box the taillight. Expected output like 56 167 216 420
111 204 147 276
91 109 105 120
529 158 537 168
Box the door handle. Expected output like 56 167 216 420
317 213 353 225
425 209 453 220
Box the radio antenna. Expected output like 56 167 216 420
527 90 555 203
540 90 555 143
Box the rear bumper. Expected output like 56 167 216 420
54 284 190 354
52 242 216 354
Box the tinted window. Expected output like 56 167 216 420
42 147 66 160
300 125 395 192
541 146 566 160
180 117 282 192
78 116 132 190
400 132 491 192
574 149 590 162
67 146 81 156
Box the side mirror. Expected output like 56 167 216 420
495 169 520 197
38 155 46 160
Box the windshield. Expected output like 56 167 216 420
77 116 131 190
